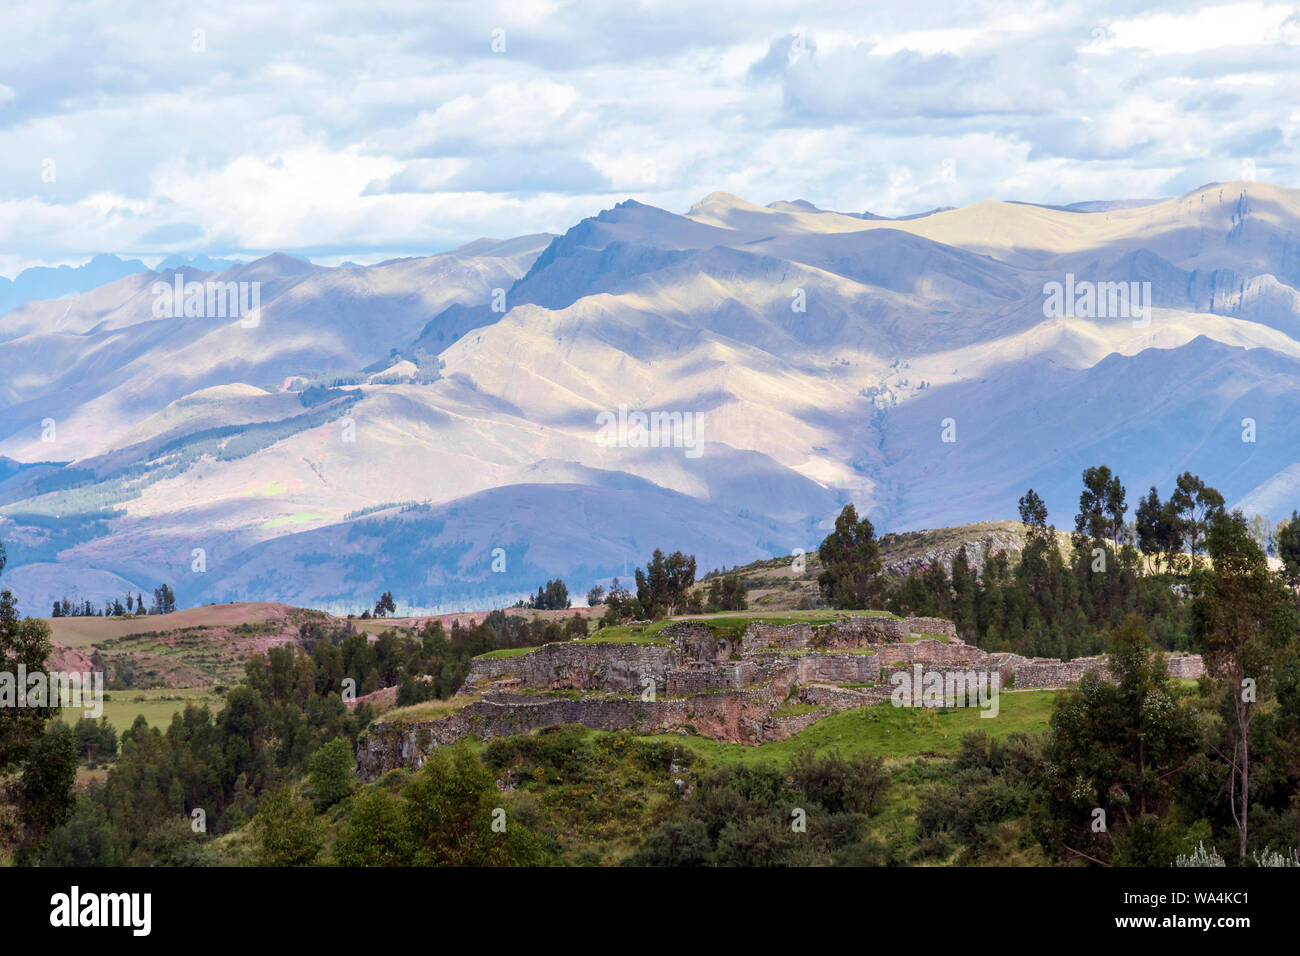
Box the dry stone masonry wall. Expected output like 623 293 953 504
359 612 1207 778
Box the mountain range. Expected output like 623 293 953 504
0 253 245 318
1 180 1297 614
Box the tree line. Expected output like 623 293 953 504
50 584 176 618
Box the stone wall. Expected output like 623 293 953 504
459 642 674 694
875 639 987 668
661 621 734 662
741 616 915 653
823 617 910 648
356 686 808 779
799 684 878 709
795 652 880 684
742 621 814 652
985 652 1028 685
666 661 759 696
1165 654 1206 679
904 616 958 639
1012 656 1108 690
1011 652 1206 688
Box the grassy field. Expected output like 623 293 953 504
635 689 1061 769
59 685 226 731
480 609 906 656
373 696 473 723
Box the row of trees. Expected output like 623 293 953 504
50 585 174 618
815 467 1298 661
521 579 570 611
591 549 702 625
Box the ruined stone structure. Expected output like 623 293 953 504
356 612 1208 779
665 660 760 695
1165 654 1207 679
793 652 880 684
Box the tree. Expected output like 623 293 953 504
0 540 56 779
634 551 696 617
817 504 883 610
307 738 354 810
254 786 321 866
706 573 748 612
1135 486 1181 573
526 579 570 611
373 591 396 618
1017 488 1055 600
1075 465 1126 548
1191 510 1298 861
1018 488 1048 534
585 584 606 607
73 716 118 764
1040 615 1198 865
1 537 76 861
12 722 79 861
333 788 413 866
624 819 713 866
1170 472 1225 569
1247 514 1273 554
151 584 176 615
335 745 539 866
1276 511 1300 588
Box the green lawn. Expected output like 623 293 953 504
575 609 898 645
59 685 226 731
634 689 1062 769
575 620 674 645
477 645 541 659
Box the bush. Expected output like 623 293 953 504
254 787 321 866
308 738 354 810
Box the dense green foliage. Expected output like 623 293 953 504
818 504 883 609
335 745 539 865
705 573 748 612
879 469 1234 658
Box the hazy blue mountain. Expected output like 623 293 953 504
0 253 147 316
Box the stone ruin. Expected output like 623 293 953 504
354 613 1207 779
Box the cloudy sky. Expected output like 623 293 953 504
2 0 1298 275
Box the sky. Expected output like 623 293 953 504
1 0 1298 275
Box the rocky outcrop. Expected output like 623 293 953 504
882 529 1025 577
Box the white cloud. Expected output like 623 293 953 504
0 0 1297 272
